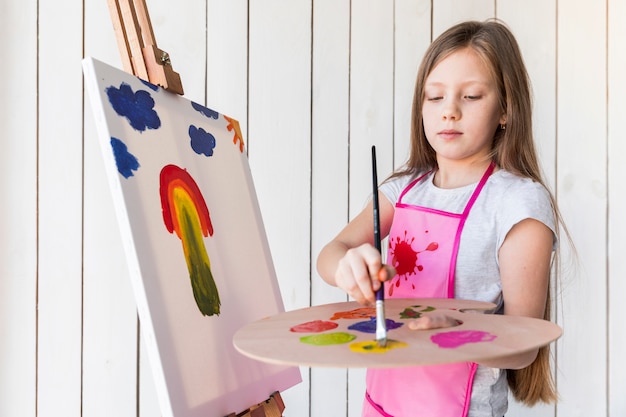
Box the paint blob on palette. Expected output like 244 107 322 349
290 302 495 355
350 340 408 353
233 298 563 368
290 320 338 333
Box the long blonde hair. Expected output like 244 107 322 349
396 20 564 405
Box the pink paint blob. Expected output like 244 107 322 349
431 330 497 348
290 320 338 333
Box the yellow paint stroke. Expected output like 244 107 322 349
349 339 408 353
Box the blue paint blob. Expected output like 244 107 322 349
140 79 160 91
106 83 161 132
191 101 219 119
189 125 216 156
110 137 140 178
347 317 404 334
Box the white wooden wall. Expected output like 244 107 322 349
1 0 624 416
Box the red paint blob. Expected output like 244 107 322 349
290 320 339 333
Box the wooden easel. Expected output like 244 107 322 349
107 0 184 95
105 2 286 416
225 391 285 417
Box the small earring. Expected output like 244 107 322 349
500 123 506 130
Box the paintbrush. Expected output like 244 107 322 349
371 145 387 348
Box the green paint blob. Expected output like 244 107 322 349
399 305 436 319
300 332 357 346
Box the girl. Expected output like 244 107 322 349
317 20 565 417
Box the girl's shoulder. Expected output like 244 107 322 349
487 169 551 200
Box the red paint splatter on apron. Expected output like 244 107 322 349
388 230 438 296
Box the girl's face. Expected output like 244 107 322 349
422 47 505 165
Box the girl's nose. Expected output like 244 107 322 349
442 99 460 121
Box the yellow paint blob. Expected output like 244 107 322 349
349 339 408 353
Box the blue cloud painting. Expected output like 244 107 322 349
140 79 160 91
189 125 216 157
110 137 140 178
106 83 161 132
191 101 219 119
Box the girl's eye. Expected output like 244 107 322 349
426 96 443 101
465 95 482 100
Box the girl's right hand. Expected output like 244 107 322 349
334 243 395 305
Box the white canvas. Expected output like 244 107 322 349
82 57 301 417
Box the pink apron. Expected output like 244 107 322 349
363 163 495 417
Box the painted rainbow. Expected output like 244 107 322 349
160 164 221 316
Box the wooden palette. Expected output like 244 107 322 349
233 298 562 368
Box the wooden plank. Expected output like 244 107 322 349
82 1 139 415
556 1 607 415
146 0 205 102
206 0 249 140
248 1 312 414
349 0 394 219
310 0 350 308
139 334 161 417
432 0 494 37
348 1 395 415
248 0 312 310
498 2 557 415
393 0 431 170
499 0 558 189
310 0 350 415
37 0 84 415
608 0 626 415
0 1 38 416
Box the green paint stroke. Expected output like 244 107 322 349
180 202 220 316
300 332 357 346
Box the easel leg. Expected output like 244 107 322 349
225 392 285 417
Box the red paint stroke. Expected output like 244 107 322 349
160 165 213 238
224 115 245 153
330 307 376 321
431 330 497 349
290 320 338 333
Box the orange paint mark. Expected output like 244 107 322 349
224 115 244 153
330 307 376 321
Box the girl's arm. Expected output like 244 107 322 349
479 217 554 369
406 217 554 370
316 192 396 305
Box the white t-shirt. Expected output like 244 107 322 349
379 168 557 417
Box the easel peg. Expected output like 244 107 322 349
142 44 184 94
